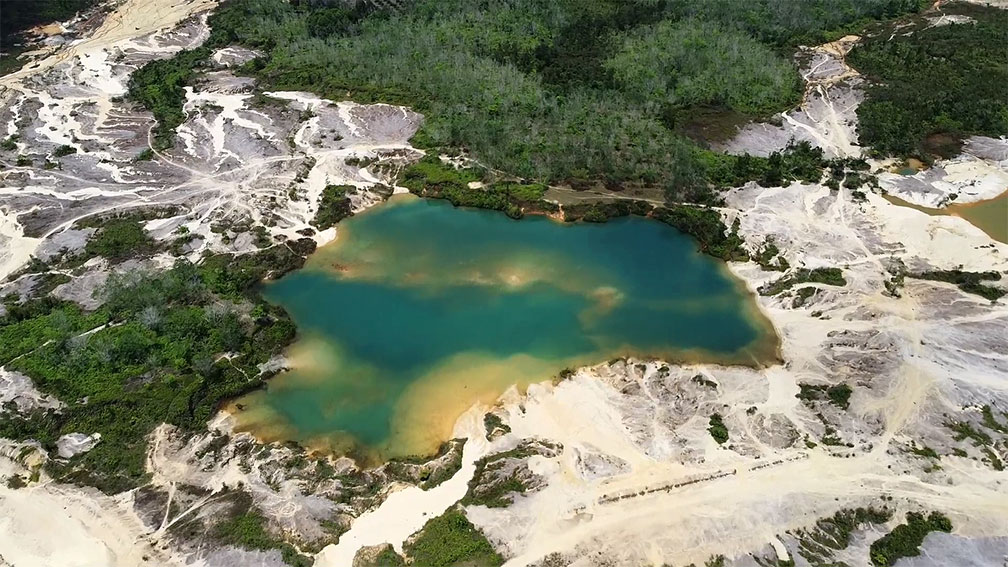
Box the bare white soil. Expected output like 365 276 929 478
0 3 1006 567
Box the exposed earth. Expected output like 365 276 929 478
0 2 1006 567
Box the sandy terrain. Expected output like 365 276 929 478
0 2 1006 567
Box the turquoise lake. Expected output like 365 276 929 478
231 196 777 460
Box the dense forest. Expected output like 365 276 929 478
185 0 925 201
848 3 1008 160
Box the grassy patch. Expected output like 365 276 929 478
404 509 502 567
463 457 527 509
128 47 212 150
797 507 892 564
52 144 77 158
401 155 554 220
981 405 1008 434
216 509 313 567
483 412 511 441
83 217 158 261
651 205 748 261
418 443 464 490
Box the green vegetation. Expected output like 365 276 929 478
418 445 464 490
691 374 718 389
669 0 924 48
945 418 1004 470
703 140 828 189
313 184 354 230
908 270 1004 301
759 267 846 296
401 155 552 220
215 508 313 567
127 47 211 150
981 405 1008 434
463 453 529 508
797 507 892 565
403 509 502 567
756 239 789 272
869 511 952 566
651 206 747 261
359 545 406 567
908 442 939 460
0 243 312 493
792 286 818 308
849 4 1008 160
708 413 728 444
947 420 992 446
0 136 17 151
797 383 853 410
482 412 510 441
83 217 157 261
606 19 801 116
155 0 923 202
52 144 77 158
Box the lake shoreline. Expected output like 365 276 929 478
229 197 782 462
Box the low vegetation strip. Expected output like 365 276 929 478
908 270 1004 301
399 154 750 261
797 507 893 565
400 155 554 220
869 511 952 566
759 267 846 296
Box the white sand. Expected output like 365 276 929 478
0 483 177 567
314 409 490 566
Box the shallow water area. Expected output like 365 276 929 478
883 190 1008 243
231 196 778 460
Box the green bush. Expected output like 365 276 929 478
313 184 354 229
128 47 211 150
908 270 1004 301
84 218 157 261
870 511 952 566
651 205 748 261
404 509 502 567
760 267 846 295
708 413 728 444
216 510 313 567
53 145 77 158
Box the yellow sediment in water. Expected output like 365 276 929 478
230 196 782 461
883 190 1008 243
382 352 578 456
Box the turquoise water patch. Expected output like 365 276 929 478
232 197 776 459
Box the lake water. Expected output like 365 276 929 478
230 196 778 461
